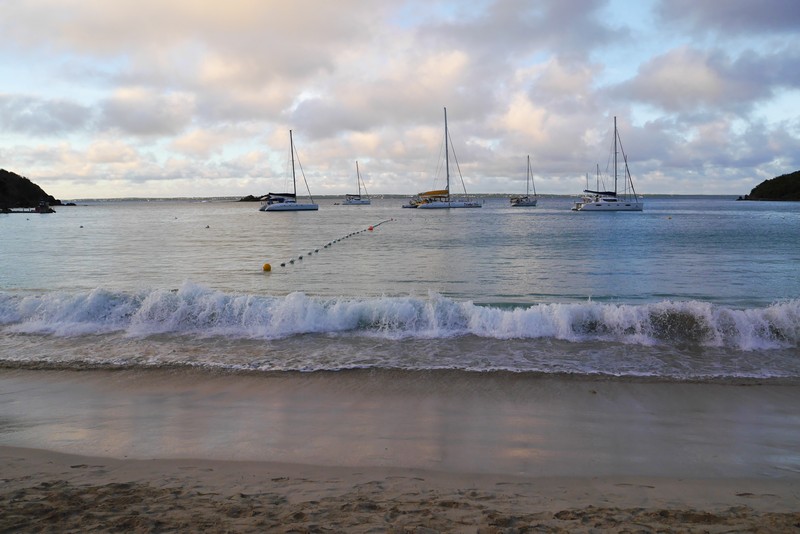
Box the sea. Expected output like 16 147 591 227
1 195 799 382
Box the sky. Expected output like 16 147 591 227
1 0 799 199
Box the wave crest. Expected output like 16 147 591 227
1 283 797 350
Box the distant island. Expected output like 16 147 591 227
0 169 62 210
238 195 265 202
739 170 800 201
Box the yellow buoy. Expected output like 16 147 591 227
262 263 272 272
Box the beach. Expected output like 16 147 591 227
2 368 799 532
3 447 800 533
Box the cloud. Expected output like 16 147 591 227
657 0 800 35
421 0 619 65
0 94 91 135
169 129 234 158
2 0 382 91
289 49 478 139
614 46 800 114
616 47 728 112
85 140 139 164
100 88 196 136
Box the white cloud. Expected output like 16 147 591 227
86 140 138 164
100 88 196 136
0 94 91 135
614 45 800 117
620 47 727 112
169 129 233 158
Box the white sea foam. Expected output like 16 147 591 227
1 283 798 350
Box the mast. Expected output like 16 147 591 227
356 161 361 196
289 129 297 196
613 116 618 196
526 155 531 196
444 107 450 194
596 164 600 191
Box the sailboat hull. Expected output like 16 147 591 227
342 199 370 205
572 199 643 211
510 197 537 207
417 200 482 209
262 203 319 211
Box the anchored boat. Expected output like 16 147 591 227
407 107 482 209
343 161 370 205
573 117 643 212
510 155 538 207
259 130 319 212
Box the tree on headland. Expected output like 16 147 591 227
739 170 800 201
0 169 62 209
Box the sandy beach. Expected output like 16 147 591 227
3 446 800 532
2 368 799 532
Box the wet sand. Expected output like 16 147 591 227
1 368 799 531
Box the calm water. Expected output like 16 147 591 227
1 196 799 380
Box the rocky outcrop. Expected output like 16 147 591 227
739 170 800 201
0 169 62 208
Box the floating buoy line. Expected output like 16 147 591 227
262 219 393 272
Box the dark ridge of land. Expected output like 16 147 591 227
739 170 800 201
0 169 62 209
238 194 265 202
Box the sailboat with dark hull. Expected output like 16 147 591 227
573 117 643 212
510 155 538 207
343 161 370 205
259 130 319 212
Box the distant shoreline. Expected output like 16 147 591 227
53 193 744 203
737 196 800 202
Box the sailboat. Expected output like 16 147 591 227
342 161 370 205
411 107 482 209
572 116 643 212
259 130 319 212
510 155 538 207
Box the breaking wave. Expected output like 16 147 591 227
1 282 798 351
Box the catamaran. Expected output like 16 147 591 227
409 107 482 209
510 155 538 207
572 117 643 212
259 130 319 212
343 161 370 205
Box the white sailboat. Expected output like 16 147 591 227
510 155 538 207
342 161 370 205
572 117 643 212
259 130 319 212
412 107 482 209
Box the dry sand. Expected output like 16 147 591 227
3 446 799 533
1 368 799 532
